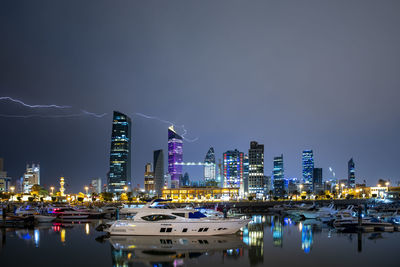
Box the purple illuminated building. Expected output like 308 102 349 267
168 126 183 188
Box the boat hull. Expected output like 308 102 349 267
106 219 250 236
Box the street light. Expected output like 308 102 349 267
385 182 390 187
84 186 89 196
50 186 54 195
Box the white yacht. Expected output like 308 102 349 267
104 201 250 236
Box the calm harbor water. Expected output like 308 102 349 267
0 215 399 267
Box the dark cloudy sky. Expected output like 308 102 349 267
1 0 399 192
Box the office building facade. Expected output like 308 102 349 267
153 149 164 196
0 158 11 192
90 178 102 194
243 154 249 196
223 149 244 188
23 163 40 193
144 163 155 193
302 150 314 188
312 168 323 193
108 111 132 193
248 141 264 197
273 155 285 197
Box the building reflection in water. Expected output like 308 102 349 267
271 216 283 247
34 229 40 247
243 215 265 265
109 235 246 267
13 228 40 247
301 224 313 253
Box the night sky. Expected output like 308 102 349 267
1 0 400 193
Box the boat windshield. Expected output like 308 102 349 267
188 211 207 219
141 214 176 221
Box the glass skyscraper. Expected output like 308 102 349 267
273 154 284 197
243 154 249 196
153 149 164 196
312 168 323 193
108 111 131 193
223 149 244 188
248 141 264 197
348 158 355 188
204 147 216 183
168 126 183 189
302 150 314 186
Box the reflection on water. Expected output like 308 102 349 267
301 224 313 253
1 216 399 267
271 216 283 247
109 235 246 266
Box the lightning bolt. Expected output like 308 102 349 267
81 110 108 118
0 96 107 118
135 112 199 142
0 96 70 108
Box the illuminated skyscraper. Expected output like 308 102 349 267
216 159 223 187
0 158 11 192
108 111 132 193
168 126 183 189
273 154 284 197
90 178 102 194
348 158 355 188
23 163 40 193
302 150 314 187
243 154 249 195
144 163 155 193
204 147 216 183
223 149 244 188
312 168 323 193
153 149 164 196
248 141 264 198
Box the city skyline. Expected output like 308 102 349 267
1 1 400 192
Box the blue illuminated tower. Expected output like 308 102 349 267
108 111 131 193
168 126 183 189
273 154 284 197
302 150 314 188
348 158 355 188
223 149 244 188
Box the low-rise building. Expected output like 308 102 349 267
162 187 239 201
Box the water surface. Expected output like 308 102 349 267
0 215 398 267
